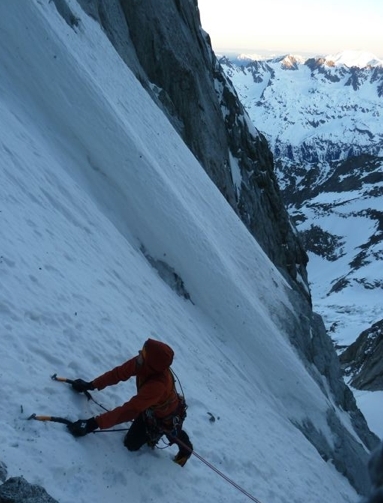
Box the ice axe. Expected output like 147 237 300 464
50 373 109 411
28 413 73 426
51 373 93 401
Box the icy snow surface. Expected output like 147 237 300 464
0 2 380 503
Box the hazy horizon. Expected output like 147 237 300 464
198 0 383 60
213 48 383 64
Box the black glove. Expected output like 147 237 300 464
71 378 94 393
67 418 98 437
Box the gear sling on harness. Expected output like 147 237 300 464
144 393 187 443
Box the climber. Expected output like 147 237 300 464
67 338 193 467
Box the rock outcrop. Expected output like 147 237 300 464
340 319 383 391
0 473 58 503
361 441 383 503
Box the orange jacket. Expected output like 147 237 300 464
92 339 179 430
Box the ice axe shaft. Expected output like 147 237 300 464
50 373 109 411
28 413 73 426
51 373 92 401
51 373 74 384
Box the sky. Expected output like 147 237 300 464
0 1 381 503
197 0 383 58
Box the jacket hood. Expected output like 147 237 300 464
144 338 174 372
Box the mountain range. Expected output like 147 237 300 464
220 52 383 167
0 1 381 502
220 52 383 391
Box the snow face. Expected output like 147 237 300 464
0 2 378 503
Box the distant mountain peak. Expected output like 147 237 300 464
237 53 265 62
324 50 383 68
232 50 383 69
279 54 305 69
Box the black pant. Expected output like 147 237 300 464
124 413 193 456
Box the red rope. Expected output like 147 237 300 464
190 449 263 503
168 432 264 503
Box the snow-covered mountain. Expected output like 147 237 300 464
0 1 380 503
324 51 383 69
220 52 383 166
220 53 383 358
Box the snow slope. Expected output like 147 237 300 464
0 2 375 503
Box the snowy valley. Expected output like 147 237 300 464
0 2 381 503
220 52 383 409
